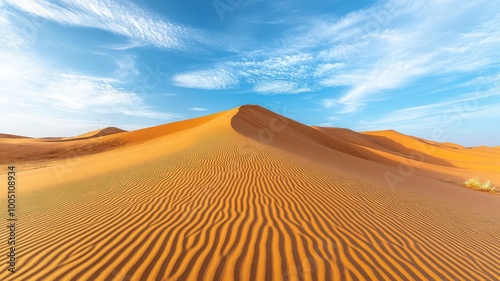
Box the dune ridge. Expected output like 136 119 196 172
0 133 29 139
232 105 500 186
0 110 231 169
3 105 499 185
71 127 127 140
0 105 499 281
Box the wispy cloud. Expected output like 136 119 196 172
3 0 242 51
113 54 139 78
0 6 180 137
359 85 500 130
1 113 118 137
173 53 316 91
4 0 189 48
0 50 175 119
190 107 209 111
311 0 500 112
169 0 500 115
254 80 311 94
313 63 345 78
172 67 238 90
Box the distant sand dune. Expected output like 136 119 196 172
71 127 127 140
0 105 499 281
0 111 228 169
0 133 29 139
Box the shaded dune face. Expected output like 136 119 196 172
230 105 367 159
361 130 500 171
231 105 500 185
0 105 499 281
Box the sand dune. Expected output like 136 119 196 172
0 111 226 170
71 127 127 140
316 127 500 185
0 133 29 139
0 105 499 281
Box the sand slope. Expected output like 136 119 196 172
0 111 228 170
0 105 499 281
70 127 127 140
0 133 29 139
316 127 500 185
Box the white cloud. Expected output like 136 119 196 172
322 99 335 108
113 54 139 78
313 63 345 77
0 49 174 119
173 67 238 90
171 52 317 93
260 54 314 68
1 113 118 137
254 80 311 94
0 7 180 136
310 0 500 112
227 53 316 84
169 0 500 111
337 57 431 106
4 0 198 49
360 85 500 130
190 107 209 111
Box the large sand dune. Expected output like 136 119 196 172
0 105 499 280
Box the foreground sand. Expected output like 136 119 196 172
0 106 499 280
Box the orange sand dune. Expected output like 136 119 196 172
0 105 499 281
0 111 227 169
0 133 29 139
70 127 127 140
318 127 500 185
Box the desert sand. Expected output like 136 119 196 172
0 105 499 280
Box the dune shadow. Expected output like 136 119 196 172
353 134 456 168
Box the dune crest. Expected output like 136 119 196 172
231 105 500 186
71 127 127 139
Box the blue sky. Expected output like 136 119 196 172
1 0 499 146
